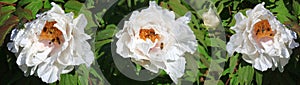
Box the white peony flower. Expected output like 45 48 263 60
226 2 299 72
202 7 220 28
115 1 197 84
7 2 94 83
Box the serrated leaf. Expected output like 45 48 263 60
0 0 17 4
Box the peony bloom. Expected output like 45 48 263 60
202 7 220 28
115 1 197 84
7 2 94 83
226 3 299 72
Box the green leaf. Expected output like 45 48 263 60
167 0 189 16
197 45 210 60
18 0 35 7
0 5 19 46
270 0 296 22
86 0 95 9
24 0 43 19
15 7 33 20
230 75 239 85
127 0 132 8
183 53 200 82
293 0 300 15
192 28 207 48
77 65 89 85
222 53 239 76
205 38 226 50
237 65 254 85
216 2 224 15
96 24 116 41
0 6 15 26
255 71 262 85
232 1 239 11
59 74 78 85
229 54 239 74
89 67 102 80
0 0 17 4
64 1 83 16
95 39 112 52
54 0 64 3
43 0 51 9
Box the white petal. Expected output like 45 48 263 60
226 35 242 56
61 66 74 74
116 32 133 58
37 62 59 83
252 54 272 71
165 57 186 84
176 12 191 24
202 7 220 28
73 14 88 33
50 2 64 14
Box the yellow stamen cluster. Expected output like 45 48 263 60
39 21 63 45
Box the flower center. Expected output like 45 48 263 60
139 29 160 42
39 21 64 46
252 20 276 43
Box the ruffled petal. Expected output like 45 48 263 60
165 57 186 84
